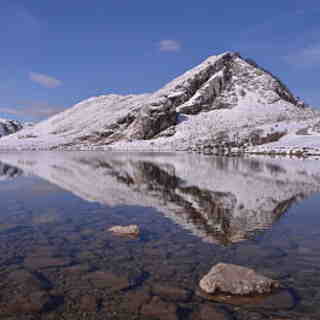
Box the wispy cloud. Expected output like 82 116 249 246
29 72 62 88
1 4 41 41
295 9 306 15
0 102 66 120
14 6 40 30
284 44 320 67
159 40 181 52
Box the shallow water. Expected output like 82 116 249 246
0 152 319 319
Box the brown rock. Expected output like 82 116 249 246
6 291 52 313
141 296 178 320
85 271 130 290
24 256 71 269
29 246 59 257
62 264 90 275
199 304 231 320
79 295 97 312
199 263 279 295
197 288 295 310
108 225 140 237
152 284 192 302
123 289 151 312
7 269 50 290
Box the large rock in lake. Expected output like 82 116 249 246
108 225 140 237
199 263 279 295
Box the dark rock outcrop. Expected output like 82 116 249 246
0 119 24 138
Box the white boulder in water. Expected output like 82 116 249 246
199 263 279 295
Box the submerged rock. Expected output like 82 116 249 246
7 269 51 290
141 296 178 320
151 284 192 302
198 288 296 311
199 263 279 295
122 289 151 313
24 256 71 269
108 224 140 237
5 291 53 313
79 295 98 312
198 304 232 320
85 271 130 291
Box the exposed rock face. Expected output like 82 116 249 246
199 263 279 295
127 102 177 140
0 118 24 138
0 51 318 152
108 225 140 237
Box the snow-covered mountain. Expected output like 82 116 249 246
0 51 319 154
0 118 25 138
1 152 320 244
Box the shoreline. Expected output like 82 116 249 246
0 146 320 160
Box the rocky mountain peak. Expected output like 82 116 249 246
0 52 317 152
124 51 305 140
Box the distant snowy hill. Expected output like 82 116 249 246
0 51 319 155
0 119 24 138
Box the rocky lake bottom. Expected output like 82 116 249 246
0 152 319 320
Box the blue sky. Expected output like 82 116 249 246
1 0 320 121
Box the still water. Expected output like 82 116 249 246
0 152 319 320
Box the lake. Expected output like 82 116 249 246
0 152 319 320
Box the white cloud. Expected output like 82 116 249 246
285 44 320 67
29 72 62 88
1 4 40 36
0 102 66 120
159 40 181 52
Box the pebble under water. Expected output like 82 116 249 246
0 152 319 320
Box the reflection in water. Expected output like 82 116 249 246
0 153 320 319
0 162 23 180
1 152 320 244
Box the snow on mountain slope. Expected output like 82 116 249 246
245 119 320 156
0 51 319 152
1 152 320 244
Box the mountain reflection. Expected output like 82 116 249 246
0 162 23 180
1 152 320 244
